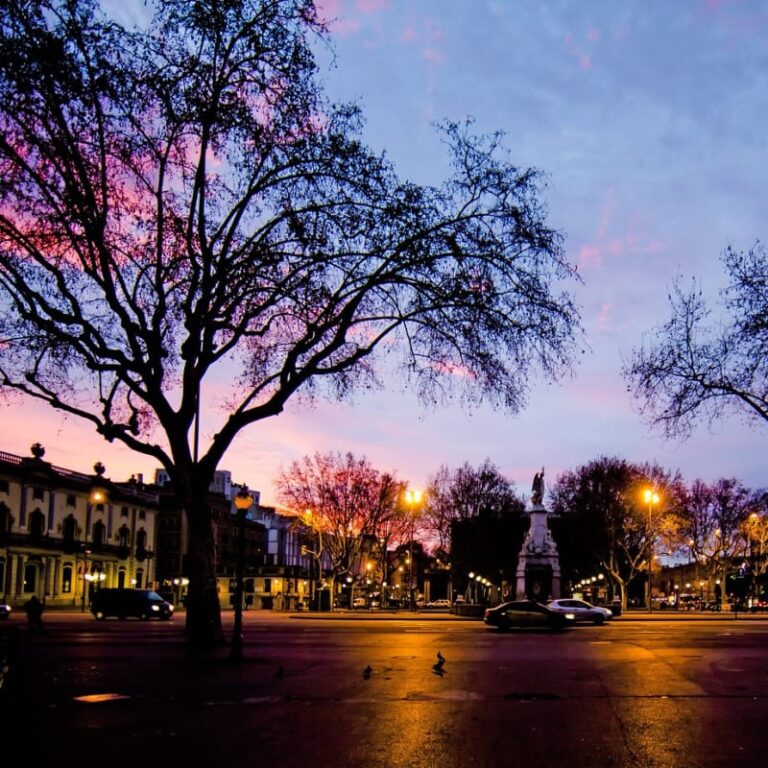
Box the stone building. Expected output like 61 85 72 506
0 444 160 609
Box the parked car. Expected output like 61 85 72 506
91 589 174 620
426 599 451 608
351 597 367 608
0 601 10 620
483 600 575 631
547 598 612 625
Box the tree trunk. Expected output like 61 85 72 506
183 491 224 648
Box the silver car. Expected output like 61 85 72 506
547 598 612 625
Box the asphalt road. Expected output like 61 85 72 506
5 613 768 767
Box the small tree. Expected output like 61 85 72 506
0 0 581 646
676 478 754 591
625 242 768 438
275 451 404 603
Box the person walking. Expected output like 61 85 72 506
23 594 45 634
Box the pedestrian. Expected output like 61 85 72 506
23 594 45 634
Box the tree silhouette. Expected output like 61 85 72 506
625 242 768 438
0 0 582 646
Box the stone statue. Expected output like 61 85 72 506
531 466 545 507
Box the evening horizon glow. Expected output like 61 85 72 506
1 0 766 503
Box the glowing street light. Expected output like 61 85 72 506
644 488 660 612
230 485 253 661
404 489 422 611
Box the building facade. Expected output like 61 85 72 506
0 444 160 609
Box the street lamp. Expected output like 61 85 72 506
230 485 253 661
643 488 660 612
80 548 92 612
404 489 422 611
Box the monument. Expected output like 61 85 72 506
515 467 561 601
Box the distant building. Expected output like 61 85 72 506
0 444 160 609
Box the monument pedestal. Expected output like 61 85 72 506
515 503 561 601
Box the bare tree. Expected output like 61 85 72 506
625 243 768 438
676 478 754 589
275 451 404 601
0 0 582 646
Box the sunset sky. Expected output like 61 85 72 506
2 0 766 503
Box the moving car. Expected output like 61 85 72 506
91 589 174 620
426 599 451 608
483 600 575 631
547 598 612 625
0 601 10 620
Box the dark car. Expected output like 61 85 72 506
483 600 575 631
91 589 174 620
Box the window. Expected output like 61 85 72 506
117 570 126 588
138 509 146 521
135 569 143 588
62 564 73 594
0 502 10 536
32 487 44 500
121 506 129 518
92 520 106 548
0 479 9 494
29 509 45 539
62 515 77 546
66 494 76 507
23 563 37 593
117 525 130 548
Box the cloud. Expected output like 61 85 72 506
357 0 389 12
595 302 614 332
563 27 600 71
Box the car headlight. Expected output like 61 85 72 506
605 609 613 617
151 604 160 611
564 613 575 620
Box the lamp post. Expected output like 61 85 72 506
80 548 92 612
230 486 253 661
404 489 422 611
644 488 660 612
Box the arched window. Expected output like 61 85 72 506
92 520 106 549
135 569 144 588
28 509 46 540
117 570 126 588
117 525 130 549
0 502 11 541
136 528 147 554
62 564 73 593
63 515 77 545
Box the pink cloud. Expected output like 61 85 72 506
315 0 363 36
357 0 389 12
578 244 603 267
595 302 614 332
423 47 446 64
563 27 600 72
